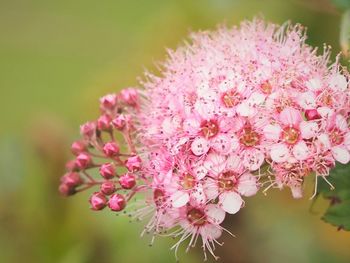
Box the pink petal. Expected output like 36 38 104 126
344 133 350 150
318 134 331 149
190 185 206 205
219 192 243 214
335 114 348 131
298 92 316 109
306 77 322 91
211 134 232 154
290 186 303 199
329 74 348 91
270 143 290 163
206 204 226 224
226 154 243 172
191 137 210 156
292 141 310 160
170 191 190 208
204 153 226 174
237 173 259 197
229 133 239 151
236 101 255 117
203 178 219 200
279 107 302 126
183 117 201 135
263 124 281 141
331 146 350 164
200 224 222 240
300 121 318 139
242 148 265 171
193 164 208 180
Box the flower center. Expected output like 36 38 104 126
153 188 165 206
181 173 196 190
282 127 300 145
218 171 237 191
221 90 240 108
240 128 260 147
329 129 344 145
260 81 272 94
201 120 219 138
187 207 207 226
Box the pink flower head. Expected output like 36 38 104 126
60 19 350 260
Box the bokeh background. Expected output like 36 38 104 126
1 0 350 262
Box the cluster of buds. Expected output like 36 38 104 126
59 89 144 213
60 19 350 261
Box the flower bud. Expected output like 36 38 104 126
120 88 138 106
100 181 116 195
59 183 76 196
65 160 79 171
305 109 321 120
99 163 116 179
61 172 83 187
97 114 112 131
76 153 92 169
125 155 142 171
80 121 96 139
100 94 117 111
71 140 87 155
119 174 136 189
112 114 128 130
108 194 126 211
103 142 120 157
89 192 107 210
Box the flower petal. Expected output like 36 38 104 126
263 124 281 141
211 134 232 154
170 191 190 208
200 224 222 240
279 107 302 126
329 74 348 91
191 137 210 156
300 121 318 139
270 143 290 163
242 148 264 171
298 92 316 109
292 141 310 160
290 186 303 199
206 204 226 224
331 146 350 164
219 192 243 214
237 173 259 197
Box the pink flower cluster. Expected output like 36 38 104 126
60 19 350 260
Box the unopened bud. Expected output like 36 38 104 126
112 114 128 130
305 109 321 120
100 181 116 195
119 174 136 189
99 163 116 179
61 172 83 187
59 183 76 196
76 153 92 169
89 192 108 210
80 121 96 139
120 88 138 106
125 155 142 171
97 114 112 131
100 94 117 111
71 140 87 155
108 194 126 211
103 142 120 157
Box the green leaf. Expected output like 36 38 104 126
340 9 350 57
322 200 350 231
318 163 350 230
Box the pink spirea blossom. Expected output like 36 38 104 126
59 19 350 260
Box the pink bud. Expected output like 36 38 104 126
100 181 116 195
59 183 76 196
125 155 142 171
305 109 321 120
65 160 79 171
119 174 136 189
99 163 116 179
100 94 117 111
120 88 138 106
80 121 96 139
61 172 83 187
89 192 107 210
103 142 120 157
75 153 92 169
112 114 128 130
71 141 87 155
108 194 126 211
97 114 112 131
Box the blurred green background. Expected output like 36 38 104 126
1 0 350 262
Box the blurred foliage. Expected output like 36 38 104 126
332 0 350 10
0 0 350 262
318 163 350 230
